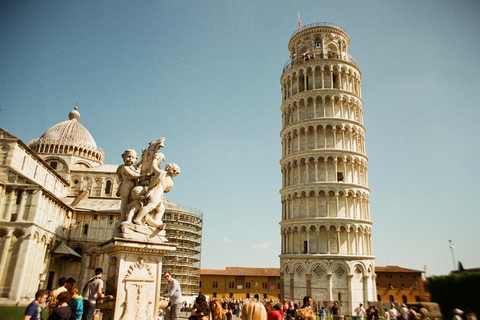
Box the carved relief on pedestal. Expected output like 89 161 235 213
120 258 155 320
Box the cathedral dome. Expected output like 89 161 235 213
41 107 97 147
28 107 105 164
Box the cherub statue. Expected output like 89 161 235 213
132 163 180 227
116 149 142 221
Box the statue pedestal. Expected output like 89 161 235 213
101 238 176 320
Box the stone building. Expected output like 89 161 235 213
0 108 202 304
199 267 280 300
279 22 375 314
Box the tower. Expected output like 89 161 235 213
279 23 375 313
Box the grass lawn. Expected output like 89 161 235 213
0 306 48 320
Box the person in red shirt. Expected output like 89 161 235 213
282 300 288 319
268 303 283 320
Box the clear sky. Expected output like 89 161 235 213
1 1 479 277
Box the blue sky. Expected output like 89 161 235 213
1 1 479 277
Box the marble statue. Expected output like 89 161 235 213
116 138 180 237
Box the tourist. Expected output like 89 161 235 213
68 287 83 320
282 300 288 319
465 308 477 320
401 304 409 320
301 297 312 310
366 305 375 320
48 292 72 320
286 301 297 320
418 304 429 320
384 309 391 320
224 302 233 320
161 272 183 320
192 294 209 316
50 277 67 314
82 268 104 320
372 305 379 320
267 303 283 320
210 299 226 320
196 307 211 320
241 300 267 320
24 289 48 320
319 307 326 320
330 302 340 316
355 303 366 320
407 306 417 320
453 309 464 320
294 308 315 320
389 303 399 320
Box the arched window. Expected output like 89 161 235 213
104 180 112 195
377 295 381 302
402 295 407 303
389 295 394 302
83 224 89 235
73 247 83 262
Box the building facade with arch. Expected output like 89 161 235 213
0 108 202 304
279 23 376 314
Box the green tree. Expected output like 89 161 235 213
427 272 480 318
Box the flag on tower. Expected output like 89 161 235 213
298 13 301 30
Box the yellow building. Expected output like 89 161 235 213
375 266 430 303
200 266 430 304
200 267 280 300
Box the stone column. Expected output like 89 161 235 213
0 230 13 283
101 238 177 320
306 273 312 297
289 272 295 301
327 274 333 301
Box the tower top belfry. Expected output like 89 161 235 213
279 22 375 314
283 23 359 78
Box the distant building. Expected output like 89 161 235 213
375 266 430 303
0 108 202 304
199 267 280 300
199 266 430 304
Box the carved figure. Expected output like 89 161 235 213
137 138 165 181
133 163 180 227
116 149 142 221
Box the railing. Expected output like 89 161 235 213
290 22 346 38
282 53 358 73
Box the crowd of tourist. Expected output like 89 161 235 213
181 297 478 320
24 275 478 320
184 295 337 320
23 268 104 320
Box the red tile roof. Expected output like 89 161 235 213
200 266 424 276
200 267 280 277
375 266 424 273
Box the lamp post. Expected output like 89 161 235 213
449 240 456 270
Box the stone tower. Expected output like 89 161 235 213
279 23 375 313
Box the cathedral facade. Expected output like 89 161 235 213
0 108 202 304
279 23 376 314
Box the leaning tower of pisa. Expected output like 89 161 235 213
279 23 376 313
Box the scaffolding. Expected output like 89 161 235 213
162 201 203 296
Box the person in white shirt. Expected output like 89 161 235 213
355 303 366 320
161 272 183 320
